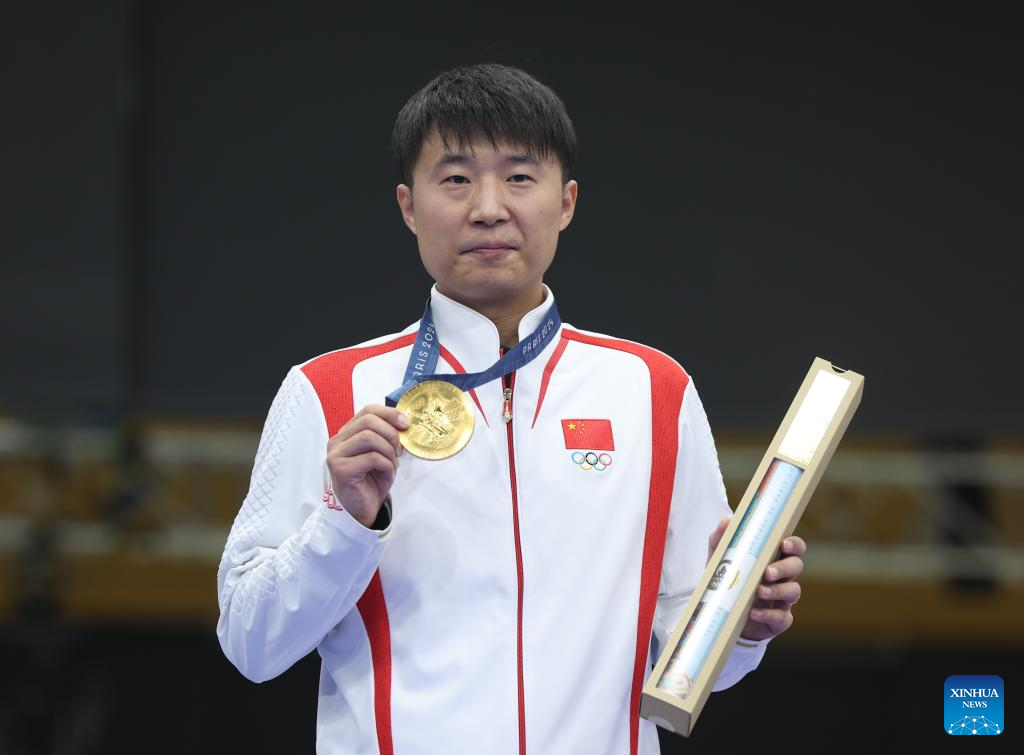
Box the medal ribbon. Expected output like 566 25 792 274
386 297 562 407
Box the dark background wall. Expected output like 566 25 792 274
1 3 1021 754
3 3 1021 432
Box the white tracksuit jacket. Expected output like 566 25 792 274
217 286 768 755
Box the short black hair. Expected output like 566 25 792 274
392 63 576 186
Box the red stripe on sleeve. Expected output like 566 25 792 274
560 330 689 755
301 333 415 755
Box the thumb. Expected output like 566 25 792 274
707 516 731 563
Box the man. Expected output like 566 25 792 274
217 63 805 755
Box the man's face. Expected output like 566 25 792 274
396 131 577 312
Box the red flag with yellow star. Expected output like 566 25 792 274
560 419 615 450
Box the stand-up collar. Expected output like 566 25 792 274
428 284 557 374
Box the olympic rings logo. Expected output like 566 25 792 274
571 451 613 471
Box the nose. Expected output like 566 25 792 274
468 176 510 226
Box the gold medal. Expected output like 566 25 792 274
395 380 475 460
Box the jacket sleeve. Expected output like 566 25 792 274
216 366 392 683
650 380 770 692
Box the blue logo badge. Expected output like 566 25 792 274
945 675 1003 735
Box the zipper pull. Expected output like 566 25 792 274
503 387 513 423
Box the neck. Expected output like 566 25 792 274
437 284 546 348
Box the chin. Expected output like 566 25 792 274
443 275 536 307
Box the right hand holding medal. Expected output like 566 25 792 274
326 405 410 527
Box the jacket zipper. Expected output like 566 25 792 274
503 369 526 755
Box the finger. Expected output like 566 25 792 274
368 464 397 500
781 536 807 557
339 451 396 488
706 517 731 561
756 581 801 606
338 407 410 445
337 430 399 465
335 413 404 454
342 405 409 436
763 555 805 583
337 454 396 506
356 404 412 430
749 607 794 635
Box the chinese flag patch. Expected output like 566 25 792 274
561 419 615 451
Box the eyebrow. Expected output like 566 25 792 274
431 152 542 172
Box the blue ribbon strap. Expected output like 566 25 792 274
386 298 562 407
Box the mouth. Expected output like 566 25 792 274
460 242 518 255
461 247 516 263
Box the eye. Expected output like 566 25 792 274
508 174 531 183
443 175 469 185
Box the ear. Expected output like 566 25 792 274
396 184 417 235
558 179 578 231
